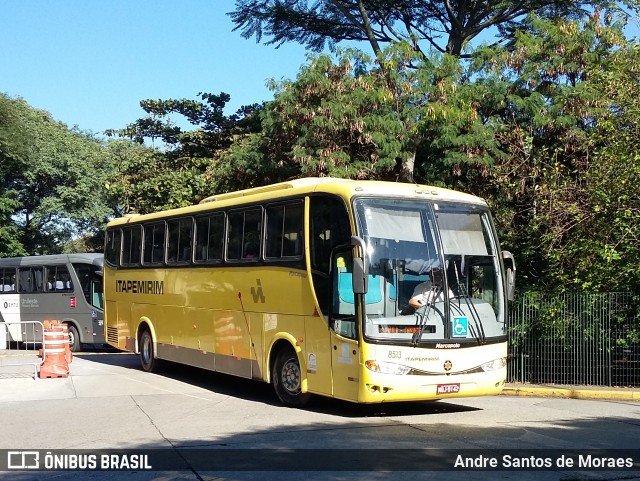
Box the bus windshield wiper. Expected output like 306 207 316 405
446 260 485 343
451 285 485 343
411 285 442 346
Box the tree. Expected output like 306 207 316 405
229 1 635 180
228 0 632 57
0 94 28 257
104 139 208 215
211 44 505 194
0 95 114 254
107 92 262 160
107 92 264 209
217 11 640 294
457 13 640 292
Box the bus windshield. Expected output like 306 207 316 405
353 198 506 343
72 263 104 311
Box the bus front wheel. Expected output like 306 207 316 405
67 324 81 352
272 347 311 408
139 330 162 373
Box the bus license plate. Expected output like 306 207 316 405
436 383 460 394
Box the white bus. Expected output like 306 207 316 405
0 254 104 351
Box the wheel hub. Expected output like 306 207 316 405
281 358 301 393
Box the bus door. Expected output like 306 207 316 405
72 262 105 345
329 246 361 402
90 271 104 343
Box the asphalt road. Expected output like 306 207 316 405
0 351 639 481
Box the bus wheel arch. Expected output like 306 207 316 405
63 321 81 352
270 340 311 408
137 321 163 373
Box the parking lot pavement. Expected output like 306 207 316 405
2 350 640 405
0 351 639 481
0 351 217 403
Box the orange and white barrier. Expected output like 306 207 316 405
39 320 70 379
60 322 73 364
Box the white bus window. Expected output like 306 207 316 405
18 267 44 293
143 222 166 265
46 265 73 292
0 268 16 292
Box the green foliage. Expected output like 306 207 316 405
510 292 640 355
0 95 114 254
107 92 262 160
104 139 208 214
459 13 640 292
229 0 636 57
107 92 264 209
259 50 408 179
0 94 28 256
211 13 640 296
218 11 640 294
215 46 504 187
4 8 640 301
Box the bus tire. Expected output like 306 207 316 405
68 324 81 352
272 347 311 408
139 329 163 373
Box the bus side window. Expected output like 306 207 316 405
265 202 303 259
227 208 262 261
105 228 122 267
0 268 16 292
167 218 193 264
310 196 351 274
195 213 224 263
92 276 104 310
122 225 142 266
143 222 166 265
242 208 262 260
47 265 73 292
310 196 351 313
72 263 103 309
18 267 44 293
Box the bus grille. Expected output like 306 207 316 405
106 327 119 344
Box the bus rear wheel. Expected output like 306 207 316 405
139 329 163 373
272 347 311 408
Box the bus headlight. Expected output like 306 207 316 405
480 358 507 372
365 360 412 375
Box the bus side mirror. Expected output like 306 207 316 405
502 250 516 301
352 257 367 294
351 236 368 295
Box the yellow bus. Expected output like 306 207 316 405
104 178 515 407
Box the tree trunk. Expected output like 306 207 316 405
394 151 415 183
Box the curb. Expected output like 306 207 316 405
502 385 640 402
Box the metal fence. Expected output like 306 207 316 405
0 321 45 378
507 292 640 387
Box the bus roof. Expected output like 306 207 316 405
0 253 103 268
107 177 487 227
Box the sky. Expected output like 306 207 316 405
1 0 314 135
3 1 639 138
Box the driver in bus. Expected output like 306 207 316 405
408 268 453 308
